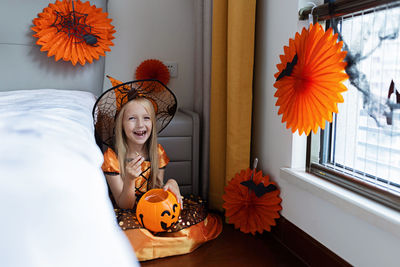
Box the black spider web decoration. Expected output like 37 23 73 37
51 0 99 46
93 80 177 150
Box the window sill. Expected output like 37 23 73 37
280 168 400 238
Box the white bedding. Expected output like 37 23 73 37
0 89 138 267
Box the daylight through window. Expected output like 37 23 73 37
308 1 400 211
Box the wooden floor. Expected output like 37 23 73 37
140 223 307 267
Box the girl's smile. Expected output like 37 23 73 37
134 130 147 137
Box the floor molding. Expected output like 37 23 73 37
270 216 351 267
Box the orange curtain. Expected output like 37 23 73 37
209 0 256 210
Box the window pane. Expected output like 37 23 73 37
310 3 400 199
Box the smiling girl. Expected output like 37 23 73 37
94 79 222 261
105 97 182 209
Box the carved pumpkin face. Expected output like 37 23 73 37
136 189 181 232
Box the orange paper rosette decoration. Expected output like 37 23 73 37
223 168 282 235
32 0 115 66
273 23 348 135
135 59 170 86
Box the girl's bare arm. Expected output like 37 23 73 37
105 173 137 209
105 155 144 209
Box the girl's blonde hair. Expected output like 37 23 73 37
114 98 162 189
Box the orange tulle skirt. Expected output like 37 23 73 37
124 214 222 261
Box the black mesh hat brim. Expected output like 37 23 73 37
92 79 177 149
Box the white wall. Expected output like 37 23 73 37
105 0 197 110
253 1 400 266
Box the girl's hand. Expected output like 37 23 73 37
163 179 183 209
125 155 144 180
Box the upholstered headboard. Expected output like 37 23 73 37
0 0 108 96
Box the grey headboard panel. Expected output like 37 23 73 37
0 0 108 96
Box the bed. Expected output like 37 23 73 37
0 0 201 264
0 89 139 267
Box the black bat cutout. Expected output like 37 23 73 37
240 180 277 198
276 54 298 81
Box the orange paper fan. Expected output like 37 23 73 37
135 59 170 86
223 168 282 235
273 23 349 135
32 0 115 66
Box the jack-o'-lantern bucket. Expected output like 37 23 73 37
136 189 181 232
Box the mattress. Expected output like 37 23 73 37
0 89 138 267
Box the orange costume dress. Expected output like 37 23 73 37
101 144 222 261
